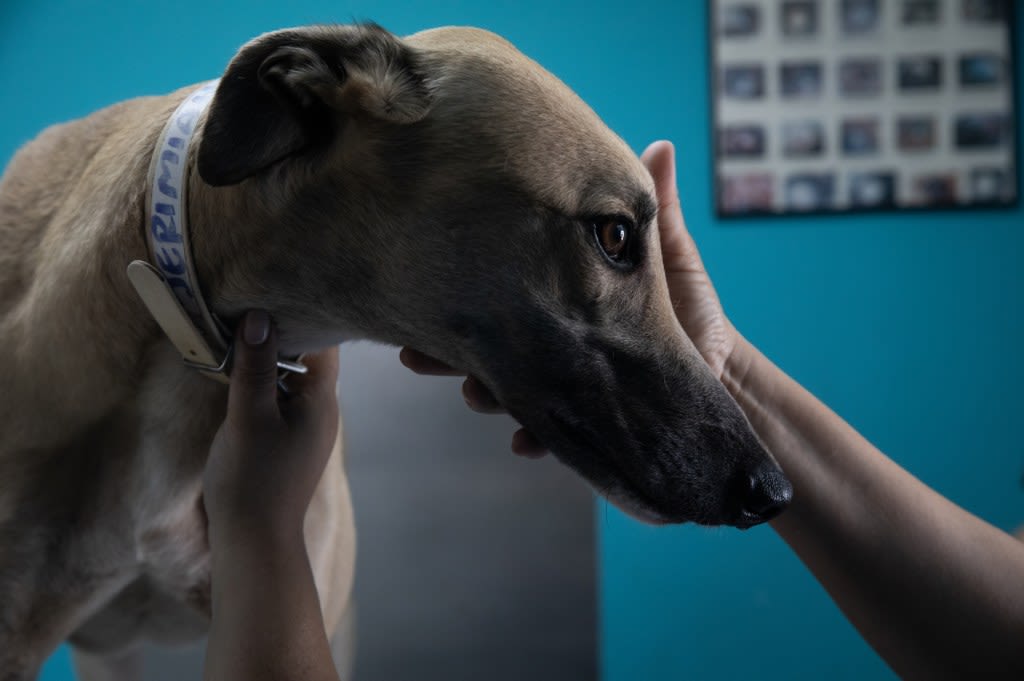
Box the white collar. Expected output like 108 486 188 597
127 81 304 383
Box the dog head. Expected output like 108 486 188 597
195 24 791 528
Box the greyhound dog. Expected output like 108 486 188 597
0 24 791 679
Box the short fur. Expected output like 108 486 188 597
0 24 785 679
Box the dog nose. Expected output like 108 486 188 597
738 463 793 526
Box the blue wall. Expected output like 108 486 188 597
1 2 1020 680
601 3 1024 681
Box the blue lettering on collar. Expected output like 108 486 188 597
151 204 182 243
157 149 180 200
146 80 218 329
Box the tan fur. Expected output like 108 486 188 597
0 24 784 679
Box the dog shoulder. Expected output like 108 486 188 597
0 91 186 308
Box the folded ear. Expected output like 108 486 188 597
197 24 431 186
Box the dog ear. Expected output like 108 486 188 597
197 24 431 186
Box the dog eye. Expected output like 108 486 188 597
593 219 631 262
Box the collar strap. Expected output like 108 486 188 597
127 259 232 382
128 81 305 384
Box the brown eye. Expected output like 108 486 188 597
594 219 630 262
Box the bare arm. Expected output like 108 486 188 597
723 337 1024 681
206 529 338 681
642 140 1024 678
203 311 341 681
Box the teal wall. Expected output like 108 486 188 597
1 1 1020 680
601 4 1023 681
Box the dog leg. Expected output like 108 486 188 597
0 566 135 681
0 457 138 680
71 647 143 681
0 664 39 681
303 425 357 667
330 600 357 681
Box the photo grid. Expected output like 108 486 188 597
713 0 1017 215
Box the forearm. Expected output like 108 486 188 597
205 526 339 681
722 336 1024 680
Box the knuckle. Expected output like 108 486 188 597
233 359 278 386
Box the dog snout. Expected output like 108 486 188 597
734 462 793 528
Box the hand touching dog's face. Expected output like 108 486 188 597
195 24 790 527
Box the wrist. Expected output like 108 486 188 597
210 527 308 579
207 506 306 558
720 333 762 402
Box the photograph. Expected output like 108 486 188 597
959 53 1004 86
722 63 765 98
720 173 774 214
781 1 818 37
849 171 897 208
782 120 825 157
719 124 767 158
840 0 880 34
897 116 937 151
969 167 1010 202
955 113 1006 149
912 173 958 205
839 58 882 95
719 3 761 37
841 118 880 155
710 0 1017 216
785 173 835 211
780 61 823 98
898 56 943 90
963 0 1005 22
902 0 941 25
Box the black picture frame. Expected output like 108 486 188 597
709 0 1019 218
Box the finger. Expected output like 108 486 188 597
462 377 505 414
511 428 548 459
640 140 704 268
227 310 281 423
283 346 340 401
399 347 464 376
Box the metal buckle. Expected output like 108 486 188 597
275 355 309 395
182 342 308 390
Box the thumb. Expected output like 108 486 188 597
641 139 678 206
227 310 280 423
640 140 703 269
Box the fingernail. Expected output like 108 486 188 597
243 310 270 346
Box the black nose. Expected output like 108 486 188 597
738 463 793 526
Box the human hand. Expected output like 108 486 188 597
400 140 738 455
203 310 340 544
398 347 549 458
641 140 737 379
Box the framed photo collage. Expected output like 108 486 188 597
712 0 1018 216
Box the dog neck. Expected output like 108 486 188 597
182 135 407 356
184 170 372 355
129 83 306 380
